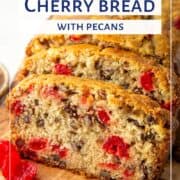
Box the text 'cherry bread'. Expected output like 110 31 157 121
8 75 170 180
18 44 179 111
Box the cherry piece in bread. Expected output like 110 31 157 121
10 100 25 116
140 71 154 91
52 145 68 159
69 35 85 42
54 64 72 75
98 109 110 125
103 136 129 159
29 138 48 151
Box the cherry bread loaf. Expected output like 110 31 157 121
8 75 170 180
18 44 179 110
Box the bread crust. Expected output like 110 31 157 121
25 33 169 66
16 44 179 107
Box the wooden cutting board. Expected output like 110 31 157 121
0 103 179 180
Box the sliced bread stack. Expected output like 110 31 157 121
7 3 179 179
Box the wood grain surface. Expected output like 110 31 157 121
0 104 179 180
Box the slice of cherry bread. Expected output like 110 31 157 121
26 33 169 67
8 75 169 180
17 44 179 111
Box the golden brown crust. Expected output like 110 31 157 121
49 15 146 20
26 34 65 56
19 44 175 104
25 33 169 66
93 34 152 55
8 74 169 123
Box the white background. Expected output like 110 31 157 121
0 1 46 80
